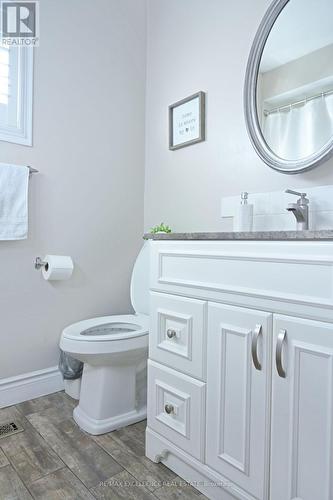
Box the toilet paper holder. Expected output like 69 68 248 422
34 255 74 281
35 257 48 270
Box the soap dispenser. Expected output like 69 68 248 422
235 192 253 232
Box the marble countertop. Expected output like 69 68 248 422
144 230 333 241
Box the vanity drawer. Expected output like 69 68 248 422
149 292 207 380
147 360 206 461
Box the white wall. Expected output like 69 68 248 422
0 0 147 379
144 0 333 232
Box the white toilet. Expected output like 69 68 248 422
60 244 149 435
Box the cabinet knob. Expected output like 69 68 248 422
166 329 177 339
164 403 175 415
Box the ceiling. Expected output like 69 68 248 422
260 0 333 72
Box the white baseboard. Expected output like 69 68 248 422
0 366 64 408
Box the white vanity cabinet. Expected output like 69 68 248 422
146 240 333 500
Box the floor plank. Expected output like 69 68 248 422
17 392 76 418
108 420 146 455
0 447 9 468
90 469 157 499
0 465 33 500
94 429 176 492
153 476 205 499
29 467 95 500
27 409 123 489
0 406 64 484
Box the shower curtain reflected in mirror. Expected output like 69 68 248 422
263 93 333 161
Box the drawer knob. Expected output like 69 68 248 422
166 329 177 339
164 403 175 415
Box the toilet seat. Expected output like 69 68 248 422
62 314 149 342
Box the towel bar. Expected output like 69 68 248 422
28 166 38 175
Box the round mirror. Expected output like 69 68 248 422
244 0 333 173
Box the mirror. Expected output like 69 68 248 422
244 0 333 173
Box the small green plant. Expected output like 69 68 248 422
150 222 172 234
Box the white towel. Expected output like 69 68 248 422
0 163 29 240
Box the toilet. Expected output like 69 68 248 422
60 243 150 435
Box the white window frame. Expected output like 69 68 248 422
0 47 33 146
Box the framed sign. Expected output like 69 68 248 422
169 91 206 150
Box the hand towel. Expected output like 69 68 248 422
0 163 29 240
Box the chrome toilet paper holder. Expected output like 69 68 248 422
35 257 47 270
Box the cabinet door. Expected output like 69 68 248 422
271 315 333 500
206 303 272 500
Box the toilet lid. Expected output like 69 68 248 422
130 242 150 315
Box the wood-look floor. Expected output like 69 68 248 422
0 392 206 499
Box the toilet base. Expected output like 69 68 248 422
72 359 147 435
73 404 147 435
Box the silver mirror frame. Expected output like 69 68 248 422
244 0 333 174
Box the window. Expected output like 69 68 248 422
0 45 33 146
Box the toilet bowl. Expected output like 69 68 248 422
60 244 150 435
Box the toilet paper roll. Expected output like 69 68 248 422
42 255 74 281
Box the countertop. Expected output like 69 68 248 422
144 230 333 241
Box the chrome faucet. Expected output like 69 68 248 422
285 189 309 231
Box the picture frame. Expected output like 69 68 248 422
169 91 206 150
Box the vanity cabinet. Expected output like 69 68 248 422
146 241 333 500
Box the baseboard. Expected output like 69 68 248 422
0 366 64 408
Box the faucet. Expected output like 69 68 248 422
285 189 309 231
